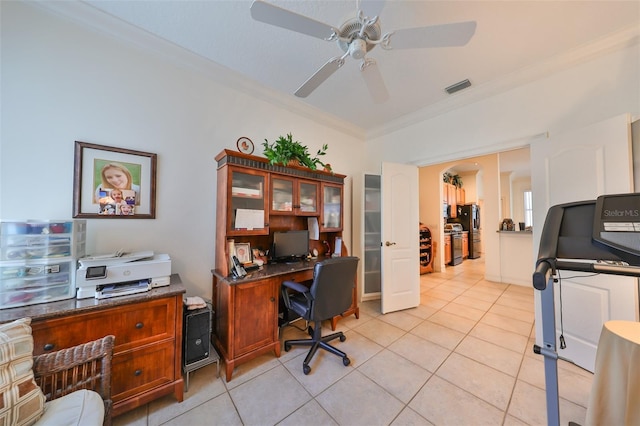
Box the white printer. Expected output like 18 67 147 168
76 251 171 299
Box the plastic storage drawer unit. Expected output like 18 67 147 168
0 259 76 308
0 220 85 308
0 220 86 261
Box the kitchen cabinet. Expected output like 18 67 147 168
444 234 452 265
445 183 457 218
270 176 319 216
462 232 469 258
457 187 466 205
420 225 433 274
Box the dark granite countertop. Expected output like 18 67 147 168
212 257 332 284
0 273 186 324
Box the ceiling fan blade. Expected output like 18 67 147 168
359 0 386 19
250 0 337 40
295 55 347 98
360 59 389 103
386 21 477 49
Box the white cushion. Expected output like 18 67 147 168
34 390 104 426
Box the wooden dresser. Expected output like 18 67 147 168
0 274 185 417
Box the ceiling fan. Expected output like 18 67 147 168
250 0 476 103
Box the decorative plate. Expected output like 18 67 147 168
236 137 254 155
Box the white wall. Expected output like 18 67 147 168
0 2 365 298
366 40 639 283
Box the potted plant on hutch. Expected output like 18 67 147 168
262 133 329 171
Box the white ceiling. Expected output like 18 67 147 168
53 0 639 137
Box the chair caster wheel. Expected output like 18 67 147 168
339 334 346 342
343 357 350 366
284 343 291 352
303 364 311 375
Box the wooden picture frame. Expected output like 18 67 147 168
73 141 157 218
234 243 251 264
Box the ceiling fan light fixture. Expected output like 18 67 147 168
445 79 471 94
349 38 368 59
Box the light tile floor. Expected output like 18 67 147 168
114 258 593 425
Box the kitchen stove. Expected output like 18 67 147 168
444 223 463 265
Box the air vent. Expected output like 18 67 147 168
445 79 471 95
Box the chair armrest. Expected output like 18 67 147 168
33 335 115 426
282 280 309 293
281 280 312 310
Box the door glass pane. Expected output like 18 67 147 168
299 182 317 213
272 178 293 212
364 174 381 293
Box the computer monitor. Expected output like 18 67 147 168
272 230 309 262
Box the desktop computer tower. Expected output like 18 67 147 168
183 306 212 366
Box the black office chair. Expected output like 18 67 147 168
281 256 359 375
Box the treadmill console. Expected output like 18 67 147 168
593 193 640 263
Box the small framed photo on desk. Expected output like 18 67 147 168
234 243 251 264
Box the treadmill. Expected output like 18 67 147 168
533 192 640 426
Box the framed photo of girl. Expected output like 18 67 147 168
73 141 157 219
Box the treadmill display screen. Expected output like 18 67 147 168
593 193 640 258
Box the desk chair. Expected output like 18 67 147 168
281 256 359 375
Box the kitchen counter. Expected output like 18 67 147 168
498 231 533 286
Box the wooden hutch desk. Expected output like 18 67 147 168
213 150 358 381
0 274 186 417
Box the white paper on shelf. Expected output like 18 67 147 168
235 209 264 230
308 217 319 240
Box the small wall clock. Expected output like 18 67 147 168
236 137 254 155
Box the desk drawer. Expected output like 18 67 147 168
112 340 175 402
281 270 313 283
32 298 176 354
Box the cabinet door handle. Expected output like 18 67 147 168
135 322 144 329
134 369 142 376
43 343 55 351
270 297 275 302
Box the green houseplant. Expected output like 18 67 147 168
262 133 328 171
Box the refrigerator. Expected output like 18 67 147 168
448 204 481 259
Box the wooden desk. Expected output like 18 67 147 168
586 320 640 426
211 258 358 381
0 274 186 417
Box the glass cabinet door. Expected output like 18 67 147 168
297 180 319 215
320 183 342 231
229 169 268 235
271 177 294 214
270 177 319 216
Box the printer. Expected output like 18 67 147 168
76 251 171 299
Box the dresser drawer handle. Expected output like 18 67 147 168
135 322 144 329
43 343 55 351
134 369 142 376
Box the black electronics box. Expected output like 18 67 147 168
183 305 212 366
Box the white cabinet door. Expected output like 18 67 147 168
381 162 420 314
531 113 638 372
